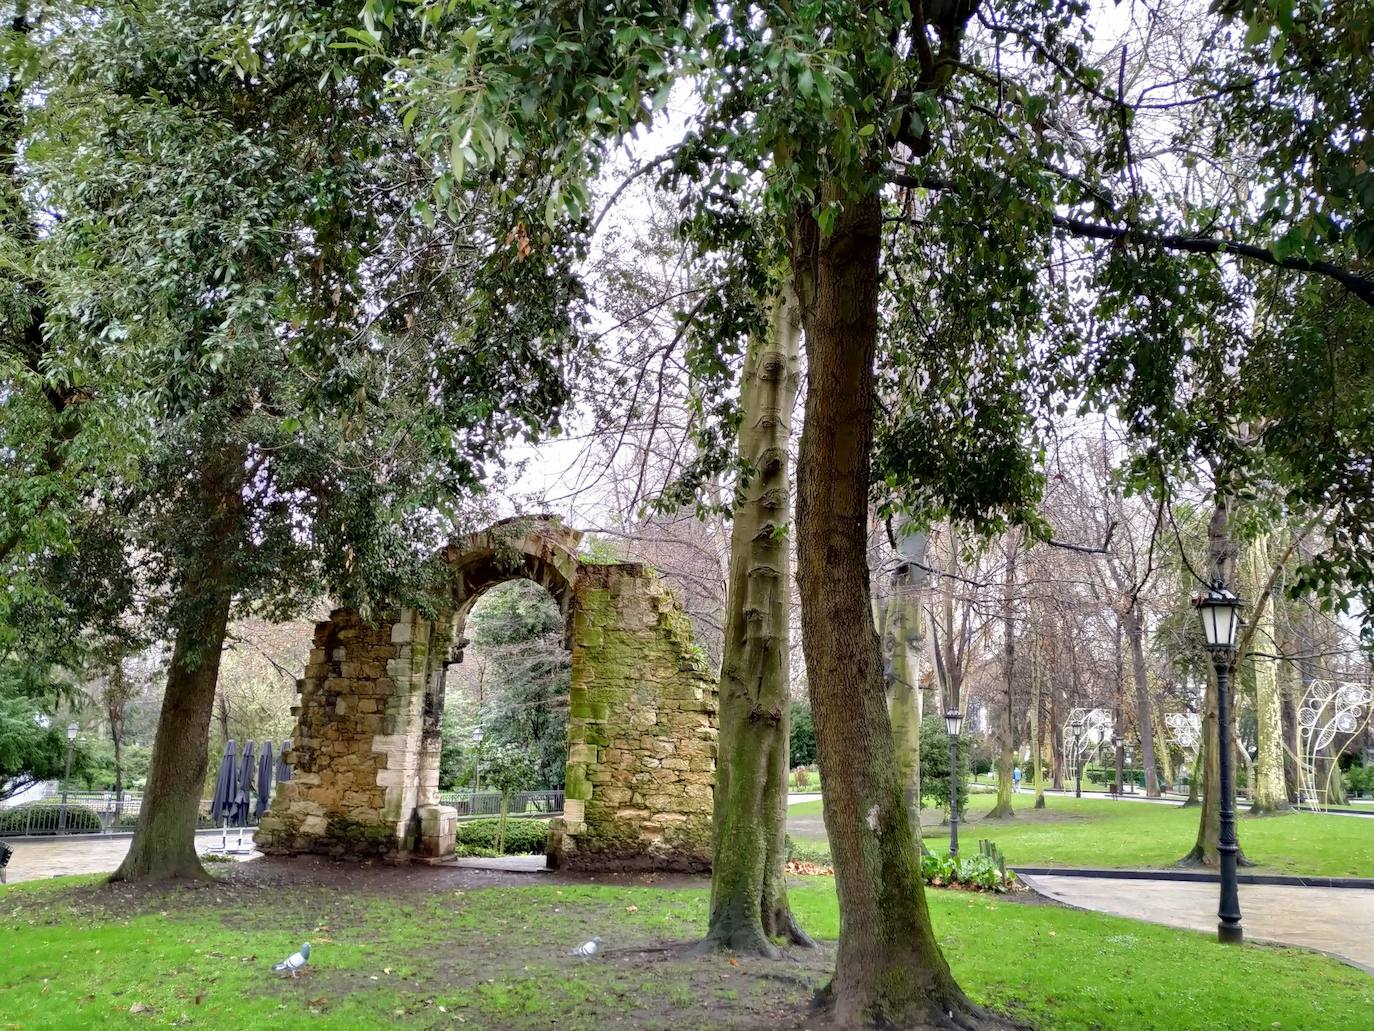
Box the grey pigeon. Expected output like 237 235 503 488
567 937 602 957
273 942 311 977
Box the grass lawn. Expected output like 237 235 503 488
2 865 1371 1030
788 795 1374 877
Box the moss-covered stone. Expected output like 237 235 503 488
260 517 718 873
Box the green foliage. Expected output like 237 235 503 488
919 715 971 817
1345 762 1374 798
466 581 569 790
919 852 1013 893
788 701 816 768
0 695 69 802
454 817 548 856
481 743 538 796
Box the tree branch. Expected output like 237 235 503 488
886 171 1374 307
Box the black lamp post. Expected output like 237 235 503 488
1126 745 1135 794
944 707 963 856
1113 732 1124 797
1070 717 1085 798
59 722 78 832
1194 581 1245 945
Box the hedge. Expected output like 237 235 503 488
455 817 548 855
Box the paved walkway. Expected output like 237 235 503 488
1020 873 1374 976
2 830 258 884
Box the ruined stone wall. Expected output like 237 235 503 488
255 608 454 859
259 518 719 871
548 563 718 871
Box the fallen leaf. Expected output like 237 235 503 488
129 1002 155 1015
624 905 639 913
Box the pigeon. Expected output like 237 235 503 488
273 942 311 977
567 937 602 957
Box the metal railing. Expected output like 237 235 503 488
438 789 564 819
0 788 564 837
0 797 239 837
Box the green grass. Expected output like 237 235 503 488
788 794 1374 876
2 872 1370 1030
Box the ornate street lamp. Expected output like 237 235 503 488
1194 581 1245 944
944 707 964 856
59 722 78 832
1070 717 1086 798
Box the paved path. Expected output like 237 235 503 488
2 831 257 883
1020 873 1374 976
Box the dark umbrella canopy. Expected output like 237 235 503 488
212 741 239 823
254 741 275 821
233 741 256 825
276 741 292 784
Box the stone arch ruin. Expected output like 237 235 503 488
255 517 718 871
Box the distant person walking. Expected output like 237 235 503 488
1012 766 1022 794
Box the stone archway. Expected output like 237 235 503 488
255 516 718 871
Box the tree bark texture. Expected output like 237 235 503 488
1122 607 1161 796
1180 491 1248 866
112 445 244 882
703 284 811 954
793 190 998 1029
887 590 926 840
1243 537 1289 814
1152 707 1175 792
987 541 1018 819
1030 633 1045 809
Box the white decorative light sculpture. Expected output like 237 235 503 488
1295 681 1371 810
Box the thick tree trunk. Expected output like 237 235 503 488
1030 635 1045 809
793 191 997 1029
888 591 926 839
1278 640 1301 804
1183 748 1201 807
702 284 811 955
1123 607 1161 796
987 542 1017 819
1050 676 1064 791
1244 537 1289 814
1152 707 1175 792
111 447 243 882
1179 492 1249 866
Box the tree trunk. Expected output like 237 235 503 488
1152 707 1175 792
888 590 926 840
112 446 243 883
1050 673 1064 791
987 539 1018 819
1278 637 1301 804
1244 537 1289 814
1179 491 1248 866
793 190 995 1029
702 284 811 955
1123 606 1161 796
1030 634 1045 809
107 658 129 803
1183 748 1201 807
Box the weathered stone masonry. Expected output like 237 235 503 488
256 518 718 871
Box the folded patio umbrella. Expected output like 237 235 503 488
254 741 275 821
276 740 292 784
212 740 238 823
234 740 256 826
